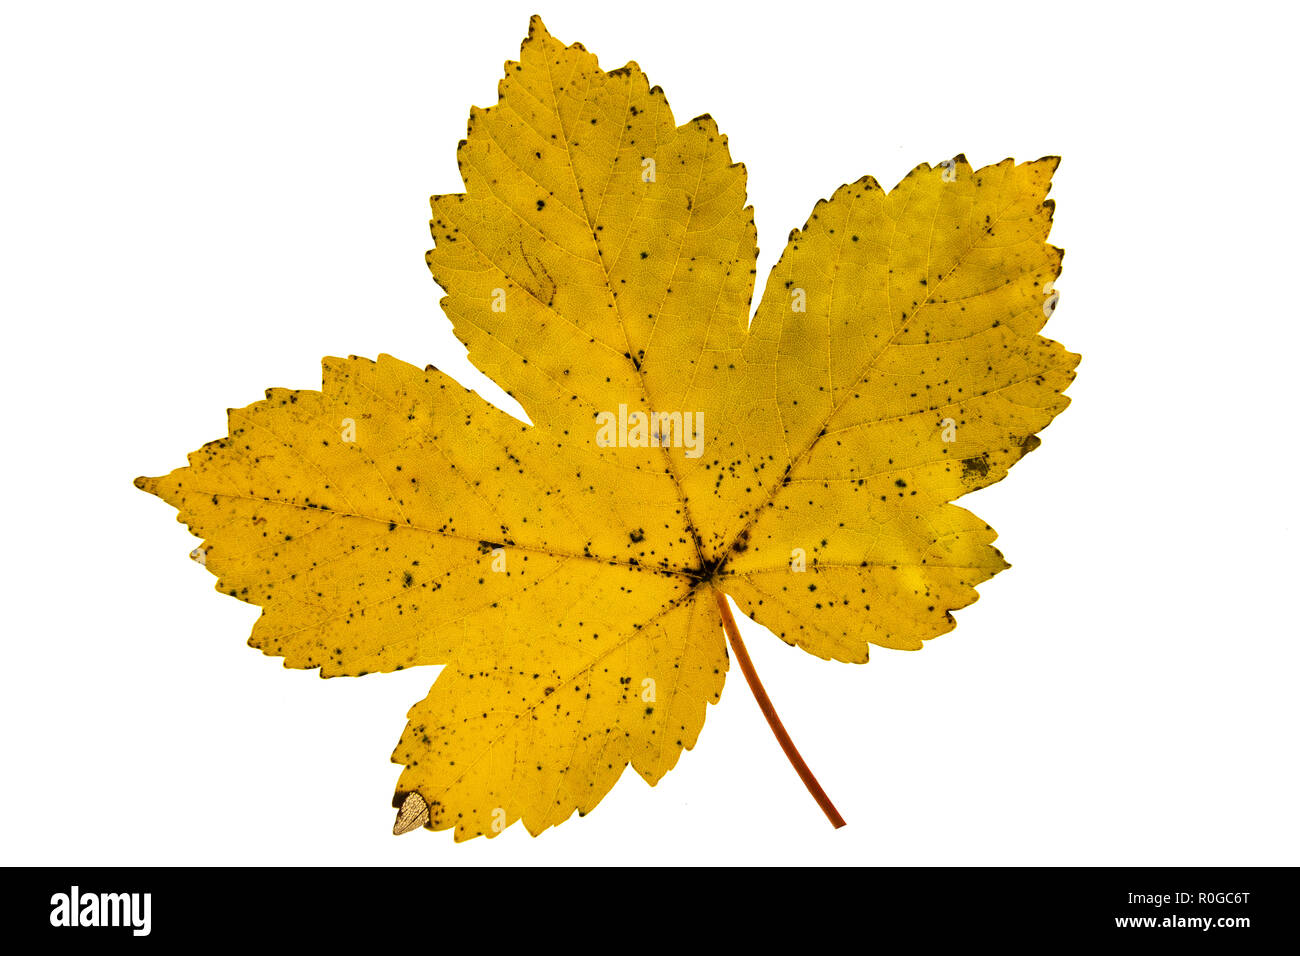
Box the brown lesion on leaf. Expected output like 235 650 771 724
960 454 991 483
392 791 432 835
961 434 1042 487
514 238 558 307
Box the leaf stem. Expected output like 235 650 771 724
711 588 847 829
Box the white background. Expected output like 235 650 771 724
3 0 1297 866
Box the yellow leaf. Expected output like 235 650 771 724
136 17 1077 840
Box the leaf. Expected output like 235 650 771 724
136 16 1078 841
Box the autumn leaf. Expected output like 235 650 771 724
136 16 1078 841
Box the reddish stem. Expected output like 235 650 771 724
711 588 847 829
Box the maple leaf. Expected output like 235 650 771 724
136 16 1077 841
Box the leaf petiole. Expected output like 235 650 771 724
711 589 847 829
